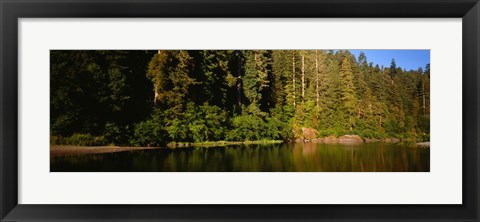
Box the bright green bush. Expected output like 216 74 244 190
226 114 265 141
265 116 293 141
130 113 170 146
186 104 228 142
226 113 292 142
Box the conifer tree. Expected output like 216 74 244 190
390 58 397 76
339 57 357 131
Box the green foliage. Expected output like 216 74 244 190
51 50 430 146
148 50 195 110
390 58 397 76
131 120 168 147
51 134 105 146
51 50 153 138
226 112 292 142
103 122 125 145
130 109 170 146
183 103 229 142
226 114 265 141
265 115 293 141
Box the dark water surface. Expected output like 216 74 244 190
51 143 430 172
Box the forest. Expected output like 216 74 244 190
50 50 430 146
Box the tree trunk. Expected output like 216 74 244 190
301 53 305 101
422 81 426 116
292 51 296 109
315 50 319 107
154 50 161 105
236 50 242 111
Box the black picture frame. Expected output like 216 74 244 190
1 0 479 221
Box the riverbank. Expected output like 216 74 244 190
167 140 283 148
52 139 429 157
416 142 430 148
295 134 427 145
50 145 162 157
51 140 284 157
294 127 429 145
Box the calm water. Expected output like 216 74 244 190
51 143 430 172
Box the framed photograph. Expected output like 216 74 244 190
1 0 479 221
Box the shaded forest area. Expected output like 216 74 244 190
50 50 430 146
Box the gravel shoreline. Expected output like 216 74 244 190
50 145 162 157
416 142 430 148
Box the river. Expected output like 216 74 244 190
51 142 429 172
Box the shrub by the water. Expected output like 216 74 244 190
51 133 105 146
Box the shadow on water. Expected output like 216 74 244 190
50 143 430 172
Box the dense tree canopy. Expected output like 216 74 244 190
51 50 430 146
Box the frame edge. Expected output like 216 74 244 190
1 0 479 221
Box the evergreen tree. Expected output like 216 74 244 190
339 57 357 131
390 58 397 76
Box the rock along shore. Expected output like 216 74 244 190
295 127 428 145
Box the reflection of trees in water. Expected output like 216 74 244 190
51 144 429 172
289 143 428 172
